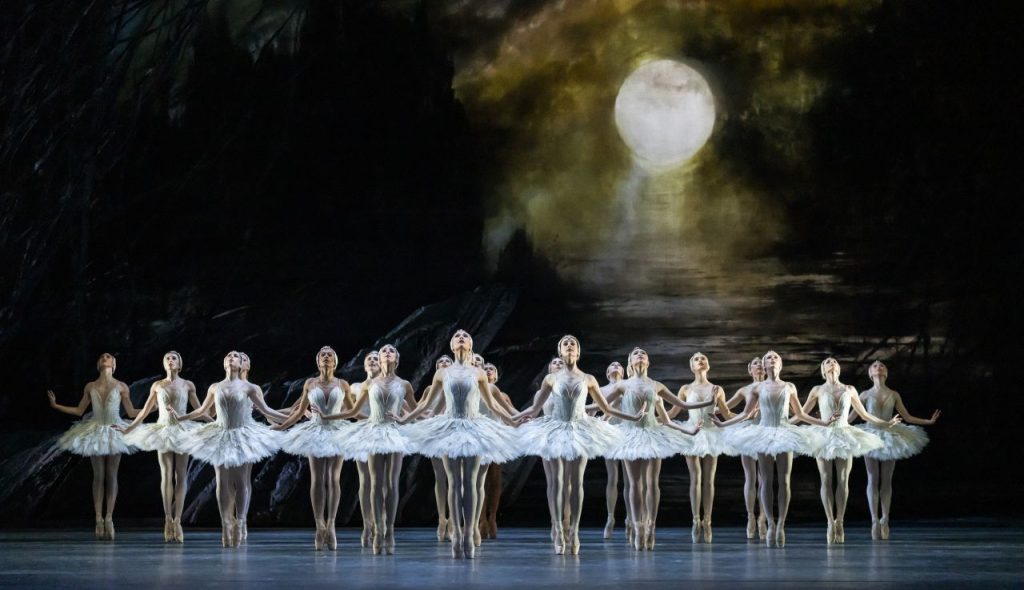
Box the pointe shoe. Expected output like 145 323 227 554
173 518 184 543
361 525 372 548
314 520 326 551
222 518 236 548
835 520 845 544
758 513 767 540
371 530 383 555
827 520 835 545
451 535 464 559
164 517 174 542
632 523 644 551
463 536 476 559
604 516 615 540
95 516 105 540
871 519 881 541
701 519 713 544
550 522 558 544
569 528 580 555
691 518 701 543
765 521 776 548
489 518 498 539
880 517 890 540
554 530 565 555
436 518 448 542
104 517 115 541
646 524 656 550
473 526 482 547
233 519 244 547
385 530 395 555
746 514 757 539
625 519 634 545
327 523 337 551
775 525 786 548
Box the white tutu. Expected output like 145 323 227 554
727 423 814 457
723 421 760 457
123 420 199 454
677 423 736 457
340 421 417 462
183 422 280 467
58 419 135 456
807 424 884 460
408 416 519 463
857 423 929 461
517 415 623 460
280 419 353 458
606 423 689 460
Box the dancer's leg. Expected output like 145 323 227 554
757 454 776 547
879 460 896 539
172 453 188 541
430 458 449 541
214 465 237 547
604 459 619 539
700 455 718 542
473 463 487 545
834 456 853 543
461 456 483 558
443 457 465 558
816 458 836 543
384 453 403 553
865 457 881 539
236 463 252 544
309 456 327 549
565 457 588 555
647 458 662 549
623 460 645 550
483 463 502 539
775 452 794 547
102 454 120 540
685 455 702 542
367 454 387 554
325 456 343 550
157 451 175 536
357 460 372 546
741 454 759 539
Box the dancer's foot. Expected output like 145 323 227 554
880 517 890 540
835 520 845 544
95 516 105 540
104 517 115 541
550 522 558 544
604 516 615 540
384 531 395 555
746 514 757 539
569 527 580 555
625 519 634 545
463 535 475 559
765 520 776 548
371 529 383 555
232 519 244 548
473 525 482 547
632 523 644 551
775 524 786 548
172 518 184 543
871 519 881 541
554 529 565 555
827 519 835 545
646 524 656 550
164 516 173 542
436 518 448 542
314 520 326 551
361 525 372 548
691 518 701 543
488 517 498 539
327 523 337 551
758 513 767 540
222 518 236 548
702 519 713 544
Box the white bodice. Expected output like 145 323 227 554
817 385 853 426
620 378 657 427
89 387 121 425
444 364 481 419
367 379 405 424
214 385 253 429
155 384 188 425
862 390 897 420
309 386 345 424
548 372 588 422
757 383 792 428
683 385 718 427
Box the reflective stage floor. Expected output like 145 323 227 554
1 522 1019 588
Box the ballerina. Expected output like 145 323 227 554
47 353 140 540
801 357 899 544
668 352 738 544
513 335 645 555
478 361 518 541
420 355 454 542
599 361 627 541
170 351 285 547
722 357 769 540
270 346 353 550
857 360 940 540
314 344 416 555
603 348 704 550
393 330 519 559
347 351 382 547
714 350 836 547
534 357 570 547
115 351 204 542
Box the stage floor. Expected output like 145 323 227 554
0 523 1019 588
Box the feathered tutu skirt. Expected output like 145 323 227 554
517 415 623 460
807 423 884 460
58 419 135 456
606 423 691 460
124 420 199 454
674 422 736 457
856 423 929 461
407 416 520 463
182 421 280 467
339 420 417 462
280 418 353 458
726 423 815 457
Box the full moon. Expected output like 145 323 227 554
614 60 716 170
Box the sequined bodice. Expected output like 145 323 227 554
684 385 718 427
309 386 345 424
757 383 792 428
155 384 188 425
214 385 252 429
368 379 405 424
817 385 853 427
548 372 588 422
620 378 658 427
89 388 121 425
862 390 897 420
444 364 481 419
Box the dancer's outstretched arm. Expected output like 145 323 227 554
391 372 443 424
247 383 290 422
119 381 141 418
478 372 517 426
115 383 159 434
318 379 369 421
789 385 836 426
47 386 91 417
660 399 700 435
658 382 714 413
848 387 902 427
170 385 217 421
893 392 940 425
489 385 518 416
713 395 758 428
271 380 314 430
185 380 212 421
588 376 644 422
512 379 554 421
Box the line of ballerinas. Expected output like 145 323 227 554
47 338 939 552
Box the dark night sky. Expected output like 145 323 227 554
0 0 1019 524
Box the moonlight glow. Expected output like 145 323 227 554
614 60 716 170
